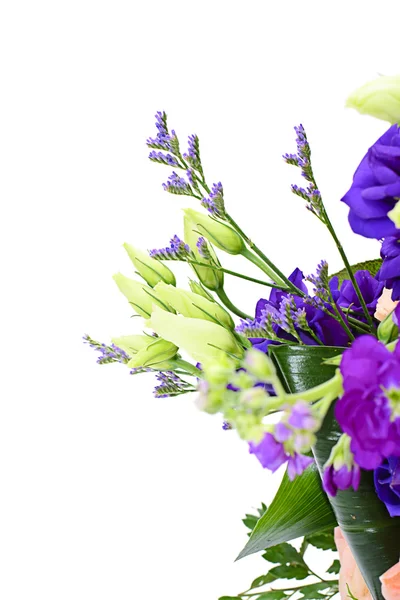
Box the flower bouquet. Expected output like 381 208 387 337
85 75 400 600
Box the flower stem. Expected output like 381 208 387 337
216 288 252 320
186 259 289 290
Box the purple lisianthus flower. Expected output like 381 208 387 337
323 463 361 497
248 433 288 472
245 268 348 351
330 270 384 319
374 457 400 517
341 124 400 239
377 233 400 300
335 336 400 469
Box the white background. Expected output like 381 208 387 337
1 2 399 598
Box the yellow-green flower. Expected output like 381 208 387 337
184 216 224 290
111 334 154 356
346 75 400 124
184 208 244 255
127 337 178 368
149 306 244 364
154 281 234 329
113 273 167 318
123 243 176 287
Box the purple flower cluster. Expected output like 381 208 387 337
83 335 130 365
201 182 226 218
183 134 202 171
162 171 192 195
149 235 192 261
341 125 400 239
249 432 313 481
153 371 194 398
336 336 400 470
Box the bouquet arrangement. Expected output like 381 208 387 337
85 74 400 600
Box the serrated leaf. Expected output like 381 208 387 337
237 462 336 560
243 515 260 530
262 542 303 565
306 530 336 551
218 597 241 600
330 258 382 285
251 574 272 589
327 559 340 575
268 564 309 581
257 592 287 600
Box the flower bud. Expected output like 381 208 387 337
123 243 176 287
184 216 224 290
113 273 168 318
111 334 154 356
377 306 399 344
243 349 276 382
149 306 244 364
346 74 400 124
154 281 234 329
127 337 178 368
184 208 244 255
188 279 215 302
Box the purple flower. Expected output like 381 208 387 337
323 463 361 497
201 182 226 218
378 233 400 300
330 270 384 318
149 235 192 261
287 454 314 481
341 124 400 239
249 433 288 472
288 401 317 430
148 150 179 166
374 457 400 517
335 336 400 469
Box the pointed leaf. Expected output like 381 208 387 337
330 258 382 285
262 542 303 565
237 462 336 560
257 593 287 600
267 564 309 581
327 559 340 575
306 530 336 551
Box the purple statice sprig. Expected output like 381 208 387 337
83 334 130 365
283 124 323 219
149 235 194 262
153 371 196 398
183 134 203 175
146 111 179 155
162 171 193 196
306 260 331 304
200 182 227 220
196 236 213 261
148 150 179 167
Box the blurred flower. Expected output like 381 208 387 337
346 74 400 124
374 457 400 517
322 434 361 496
330 270 384 319
380 561 400 600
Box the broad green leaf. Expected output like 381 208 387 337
330 258 382 285
297 581 332 599
237 463 336 560
269 344 400 600
327 559 340 575
306 530 336 551
262 542 303 565
267 564 309 581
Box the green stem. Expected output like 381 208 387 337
287 372 342 404
322 208 375 332
186 259 290 290
241 247 288 288
347 316 371 333
216 288 252 320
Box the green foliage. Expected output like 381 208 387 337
306 531 336 551
330 258 382 285
327 560 340 575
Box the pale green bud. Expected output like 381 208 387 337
154 281 234 329
188 279 215 302
127 337 178 368
111 334 154 356
240 387 268 410
377 307 399 344
346 75 400 124
184 208 244 255
149 306 244 364
243 349 276 382
184 216 224 290
123 243 176 287
113 273 168 318
388 201 400 228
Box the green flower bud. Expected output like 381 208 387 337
243 349 276 382
113 273 167 318
149 306 244 364
388 201 400 228
123 243 176 287
184 216 224 290
188 279 215 302
154 281 234 329
127 337 178 368
184 208 244 255
346 74 400 124
377 307 399 344
111 334 154 356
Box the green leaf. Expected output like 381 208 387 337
306 530 336 551
243 515 260 530
330 258 382 285
251 575 272 589
327 559 340 575
269 344 400 600
267 564 309 581
237 462 337 560
297 582 333 599
262 542 303 564
256 592 287 600
218 597 241 600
